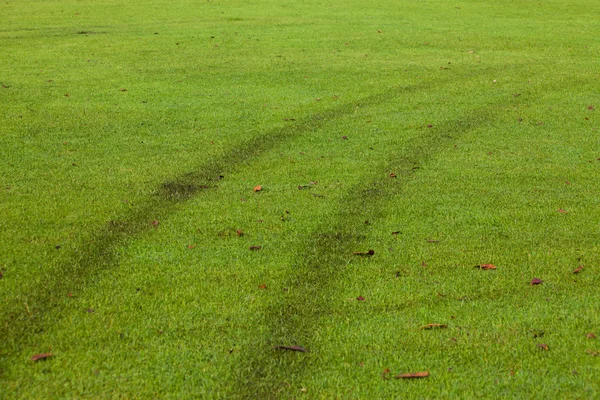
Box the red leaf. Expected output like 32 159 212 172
274 345 308 352
565 180 571 185
531 278 543 285
475 264 497 270
356 295 365 301
389 172 397 178
31 353 52 361
236 229 244 236
558 208 568 214
187 245 196 249
395 371 429 379
253 185 262 192
353 249 375 256
151 221 159 226
249 246 262 251
588 105 595 110
258 284 267 289
587 333 596 339
537 343 549 351
573 265 584 274
342 135 348 140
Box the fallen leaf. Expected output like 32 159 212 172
249 246 262 251
31 353 52 361
356 295 365 301
382 368 391 380
475 264 497 270
86 308 95 313
67 292 73 297
426 239 439 243
565 180 571 185
342 135 348 140
427 124 433 128
573 265 584 274
274 345 308 352
354 249 375 256
253 185 262 192
151 221 159 226
187 245 196 249
558 208 568 214
119 88 127 92
236 229 244 236
588 106 595 110
421 324 447 330
391 231 400 235
586 349 599 356
587 333 596 339
395 371 429 379
389 172 397 178
537 343 549 351
531 278 544 285
258 284 267 289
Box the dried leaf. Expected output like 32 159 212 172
382 368 391 380
426 239 439 243
342 135 348 140
389 172 397 178
274 345 308 352
258 284 267 289
531 278 543 285
356 295 365 301
586 349 599 356
588 105 595 110
249 246 262 251
558 208 568 214
421 324 447 330
587 333 596 339
537 343 549 351
475 264 497 270
395 371 429 379
151 221 159 226
354 249 375 256
119 88 127 92
391 231 400 235
187 245 196 249
573 265 584 274
31 353 52 361
253 185 262 192
236 230 244 236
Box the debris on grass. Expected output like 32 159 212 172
274 345 308 353
531 278 544 285
573 265 584 274
31 353 52 361
475 264 497 270
249 246 262 250
421 324 447 330
395 371 429 379
354 249 375 256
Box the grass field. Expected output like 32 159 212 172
1 0 600 398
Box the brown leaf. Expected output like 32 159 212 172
258 284 267 289
395 371 429 379
558 208 568 214
475 264 497 270
587 333 596 339
573 265 584 274
67 292 73 297
421 324 447 330
586 349 599 356
391 231 400 235
537 343 549 351
531 278 543 285
382 368 391 380
253 185 262 192
274 345 308 352
187 245 196 249
389 172 397 178
565 180 571 185
151 221 159 226
426 239 439 243
236 229 244 236
356 295 365 301
588 105 595 110
342 135 348 140
249 246 262 251
119 88 127 92
31 353 52 361
354 249 375 256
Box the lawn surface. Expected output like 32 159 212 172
1 0 600 398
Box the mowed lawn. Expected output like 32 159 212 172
1 0 599 397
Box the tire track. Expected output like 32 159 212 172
230 100 507 398
1 78 442 361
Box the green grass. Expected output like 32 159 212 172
1 0 600 397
